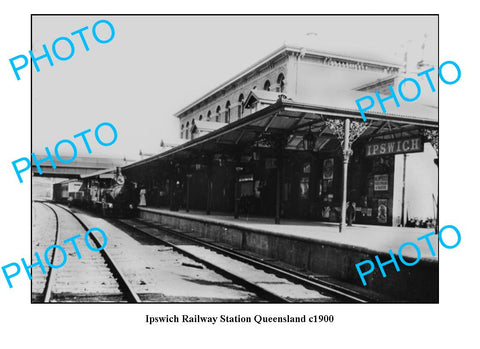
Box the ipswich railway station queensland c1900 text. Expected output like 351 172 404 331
31 16 439 304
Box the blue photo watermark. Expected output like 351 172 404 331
9 19 115 81
12 121 118 183
2 227 108 289
355 61 461 121
355 225 461 286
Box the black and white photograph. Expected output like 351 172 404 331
2 3 478 348
31 15 438 303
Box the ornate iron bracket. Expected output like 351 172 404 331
326 119 370 153
423 129 438 155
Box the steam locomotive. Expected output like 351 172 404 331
52 167 139 217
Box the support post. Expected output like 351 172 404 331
169 176 174 211
186 174 191 213
424 129 439 233
234 172 239 219
275 163 281 224
232 152 241 219
206 181 211 215
168 162 179 211
339 118 351 232
401 154 407 226
275 139 284 225
206 162 212 215
434 158 439 234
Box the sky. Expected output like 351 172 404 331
32 15 438 160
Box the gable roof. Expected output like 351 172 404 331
191 120 226 134
244 90 286 108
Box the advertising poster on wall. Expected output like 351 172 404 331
323 158 334 180
374 174 388 191
377 199 388 223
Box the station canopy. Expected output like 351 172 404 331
123 89 438 171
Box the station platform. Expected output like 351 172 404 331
139 207 438 260
137 206 439 302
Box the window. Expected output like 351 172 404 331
225 101 231 123
180 124 184 139
207 110 212 121
237 94 244 119
199 114 203 121
277 73 285 93
263 80 271 91
185 122 190 140
216 106 221 122
191 119 196 138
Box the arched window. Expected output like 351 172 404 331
180 124 184 139
199 114 203 121
277 73 285 93
207 110 212 121
215 106 221 122
263 80 271 91
185 121 190 140
237 94 244 119
225 101 231 123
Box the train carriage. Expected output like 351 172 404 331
53 167 139 217
52 179 84 205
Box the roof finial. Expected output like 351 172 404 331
305 32 318 45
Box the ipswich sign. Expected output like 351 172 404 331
365 136 424 157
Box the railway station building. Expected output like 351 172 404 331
123 44 438 231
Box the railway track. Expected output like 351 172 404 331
36 202 141 303
36 202 270 302
36 201 369 302
116 217 370 303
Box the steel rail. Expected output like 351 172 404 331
116 219 289 303
47 202 141 303
36 201 59 303
129 218 368 303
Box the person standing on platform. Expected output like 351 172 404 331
347 201 356 226
139 187 147 207
171 181 181 211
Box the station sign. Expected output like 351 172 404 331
365 136 423 157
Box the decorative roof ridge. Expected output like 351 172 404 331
174 44 402 118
